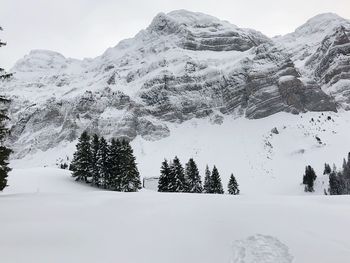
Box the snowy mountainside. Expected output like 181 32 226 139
1 10 350 175
12 110 350 195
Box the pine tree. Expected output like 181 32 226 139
168 156 186 192
96 137 110 189
228 174 239 195
211 166 224 194
329 171 345 195
0 27 12 191
203 165 212 193
158 159 171 192
90 134 100 187
323 163 331 175
166 160 176 192
342 152 350 179
119 139 141 192
108 138 122 191
303 165 317 192
71 131 92 183
184 158 202 193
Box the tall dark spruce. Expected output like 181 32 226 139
168 156 186 192
158 159 170 192
211 166 224 194
0 27 12 191
303 165 317 192
203 165 212 193
91 134 100 187
185 158 202 193
71 131 92 183
119 139 141 192
96 137 110 189
228 174 239 195
108 138 122 191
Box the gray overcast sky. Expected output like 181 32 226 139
1 0 350 69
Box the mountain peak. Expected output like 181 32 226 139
166 9 222 25
147 9 236 34
304 12 344 24
292 12 349 37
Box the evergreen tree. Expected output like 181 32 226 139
158 159 171 192
323 163 331 175
203 165 212 193
329 171 345 195
184 158 202 193
342 152 350 179
211 166 224 194
0 27 12 191
303 165 317 192
228 174 239 195
71 131 92 183
168 156 186 192
108 138 122 191
90 134 100 187
96 137 110 189
166 160 176 192
119 139 141 192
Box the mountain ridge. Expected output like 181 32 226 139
1 10 350 157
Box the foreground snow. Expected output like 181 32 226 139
1 168 350 263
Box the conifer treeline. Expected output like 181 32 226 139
326 153 350 195
71 132 141 192
302 152 350 195
158 157 239 195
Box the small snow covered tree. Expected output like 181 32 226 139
119 139 141 192
211 166 224 194
228 174 239 195
90 134 100 186
96 137 110 189
158 159 170 192
303 165 317 192
323 163 331 175
71 131 92 183
0 27 12 191
184 158 202 193
168 156 186 192
203 165 212 193
108 138 122 191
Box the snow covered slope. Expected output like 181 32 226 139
12 110 350 196
1 167 350 263
3 10 350 158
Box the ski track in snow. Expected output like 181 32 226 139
231 234 293 263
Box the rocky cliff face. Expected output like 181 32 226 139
1 10 349 157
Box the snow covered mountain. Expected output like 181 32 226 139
1 10 350 165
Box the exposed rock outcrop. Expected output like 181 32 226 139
2 10 350 157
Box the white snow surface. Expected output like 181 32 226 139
1 165 350 263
